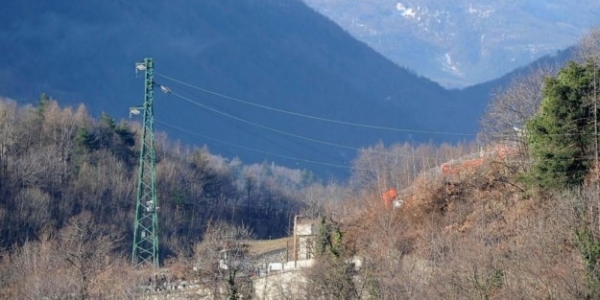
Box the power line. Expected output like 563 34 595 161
166 85 349 165
157 73 477 136
158 73 600 140
157 120 600 179
153 82 600 177
167 90 363 151
155 118 595 179
162 86 591 163
162 88 450 161
156 120 355 170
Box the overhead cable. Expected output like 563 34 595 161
156 73 476 136
156 120 355 170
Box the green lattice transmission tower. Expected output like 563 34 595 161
131 58 159 268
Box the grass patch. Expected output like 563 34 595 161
245 237 292 255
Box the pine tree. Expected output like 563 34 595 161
526 61 599 189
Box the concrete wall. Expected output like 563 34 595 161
297 236 314 260
294 216 316 261
295 221 315 236
254 269 309 300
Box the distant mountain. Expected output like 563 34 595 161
453 48 573 129
302 0 600 88
0 0 563 180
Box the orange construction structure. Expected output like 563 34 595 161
382 188 398 210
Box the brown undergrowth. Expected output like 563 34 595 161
343 159 593 299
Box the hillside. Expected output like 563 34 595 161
0 97 308 255
336 149 594 299
2 54 600 297
1 0 488 180
303 0 600 87
1 28 599 298
453 47 573 121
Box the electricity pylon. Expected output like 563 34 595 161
131 58 159 268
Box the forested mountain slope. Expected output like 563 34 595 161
1 0 486 180
0 97 307 256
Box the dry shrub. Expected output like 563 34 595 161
355 157 593 299
406 160 520 223
405 173 449 219
89 259 144 299
416 189 590 300
330 148 598 299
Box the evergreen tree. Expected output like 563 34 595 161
37 92 51 116
526 61 599 189
315 217 345 258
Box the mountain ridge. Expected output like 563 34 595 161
302 0 599 88
0 0 568 179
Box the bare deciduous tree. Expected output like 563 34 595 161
193 222 255 300
60 211 124 300
0 234 75 300
478 66 556 169
576 27 600 64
